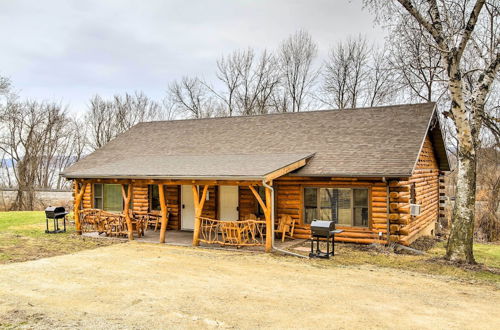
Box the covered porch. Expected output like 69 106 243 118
73 153 312 252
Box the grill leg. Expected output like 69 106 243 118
332 234 335 256
46 218 49 233
326 235 330 257
63 216 66 232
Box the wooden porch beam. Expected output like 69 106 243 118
158 184 169 243
121 183 134 240
74 180 88 235
192 185 209 246
248 185 268 215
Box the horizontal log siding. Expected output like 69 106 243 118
166 186 180 230
396 135 440 245
274 178 388 244
239 186 256 220
82 183 92 209
132 185 148 215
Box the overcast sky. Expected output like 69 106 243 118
0 0 386 114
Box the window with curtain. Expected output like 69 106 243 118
303 187 369 227
93 184 124 212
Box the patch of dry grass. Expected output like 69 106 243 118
290 239 500 286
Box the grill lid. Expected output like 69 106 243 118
45 206 67 218
310 220 335 231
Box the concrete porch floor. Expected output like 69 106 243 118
83 229 303 252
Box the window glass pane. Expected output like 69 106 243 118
337 188 352 226
304 208 316 224
353 188 368 227
149 185 160 211
353 189 368 206
94 184 103 209
304 188 317 208
94 184 102 197
103 184 123 212
322 188 338 222
304 188 318 224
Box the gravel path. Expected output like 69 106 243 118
0 243 498 329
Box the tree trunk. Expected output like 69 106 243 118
446 149 477 263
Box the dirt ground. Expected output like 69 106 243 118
0 243 499 329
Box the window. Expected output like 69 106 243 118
93 184 124 212
256 186 266 218
149 185 161 211
94 183 103 209
303 187 369 227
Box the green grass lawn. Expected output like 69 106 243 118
0 211 119 263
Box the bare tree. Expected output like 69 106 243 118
278 30 319 112
168 76 217 118
322 36 395 108
0 100 70 209
210 49 281 116
86 91 164 150
365 0 500 263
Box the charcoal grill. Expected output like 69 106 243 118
44 206 68 234
309 220 343 259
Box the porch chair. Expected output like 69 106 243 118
275 215 296 242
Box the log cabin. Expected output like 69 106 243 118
61 102 449 252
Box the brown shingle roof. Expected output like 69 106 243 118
62 102 448 179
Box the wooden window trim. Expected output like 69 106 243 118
300 185 372 229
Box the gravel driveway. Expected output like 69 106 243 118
0 243 498 329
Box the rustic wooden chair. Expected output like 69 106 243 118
220 222 243 245
275 215 296 242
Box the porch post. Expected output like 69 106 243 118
121 183 134 240
159 184 168 243
249 185 273 253
264 186 273 253
192 184 209 246
74 180 88 235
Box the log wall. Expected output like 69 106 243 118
395 135 440 245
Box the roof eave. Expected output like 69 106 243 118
61 174 265 181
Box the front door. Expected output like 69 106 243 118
181 185 195 230
219 185 239 221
